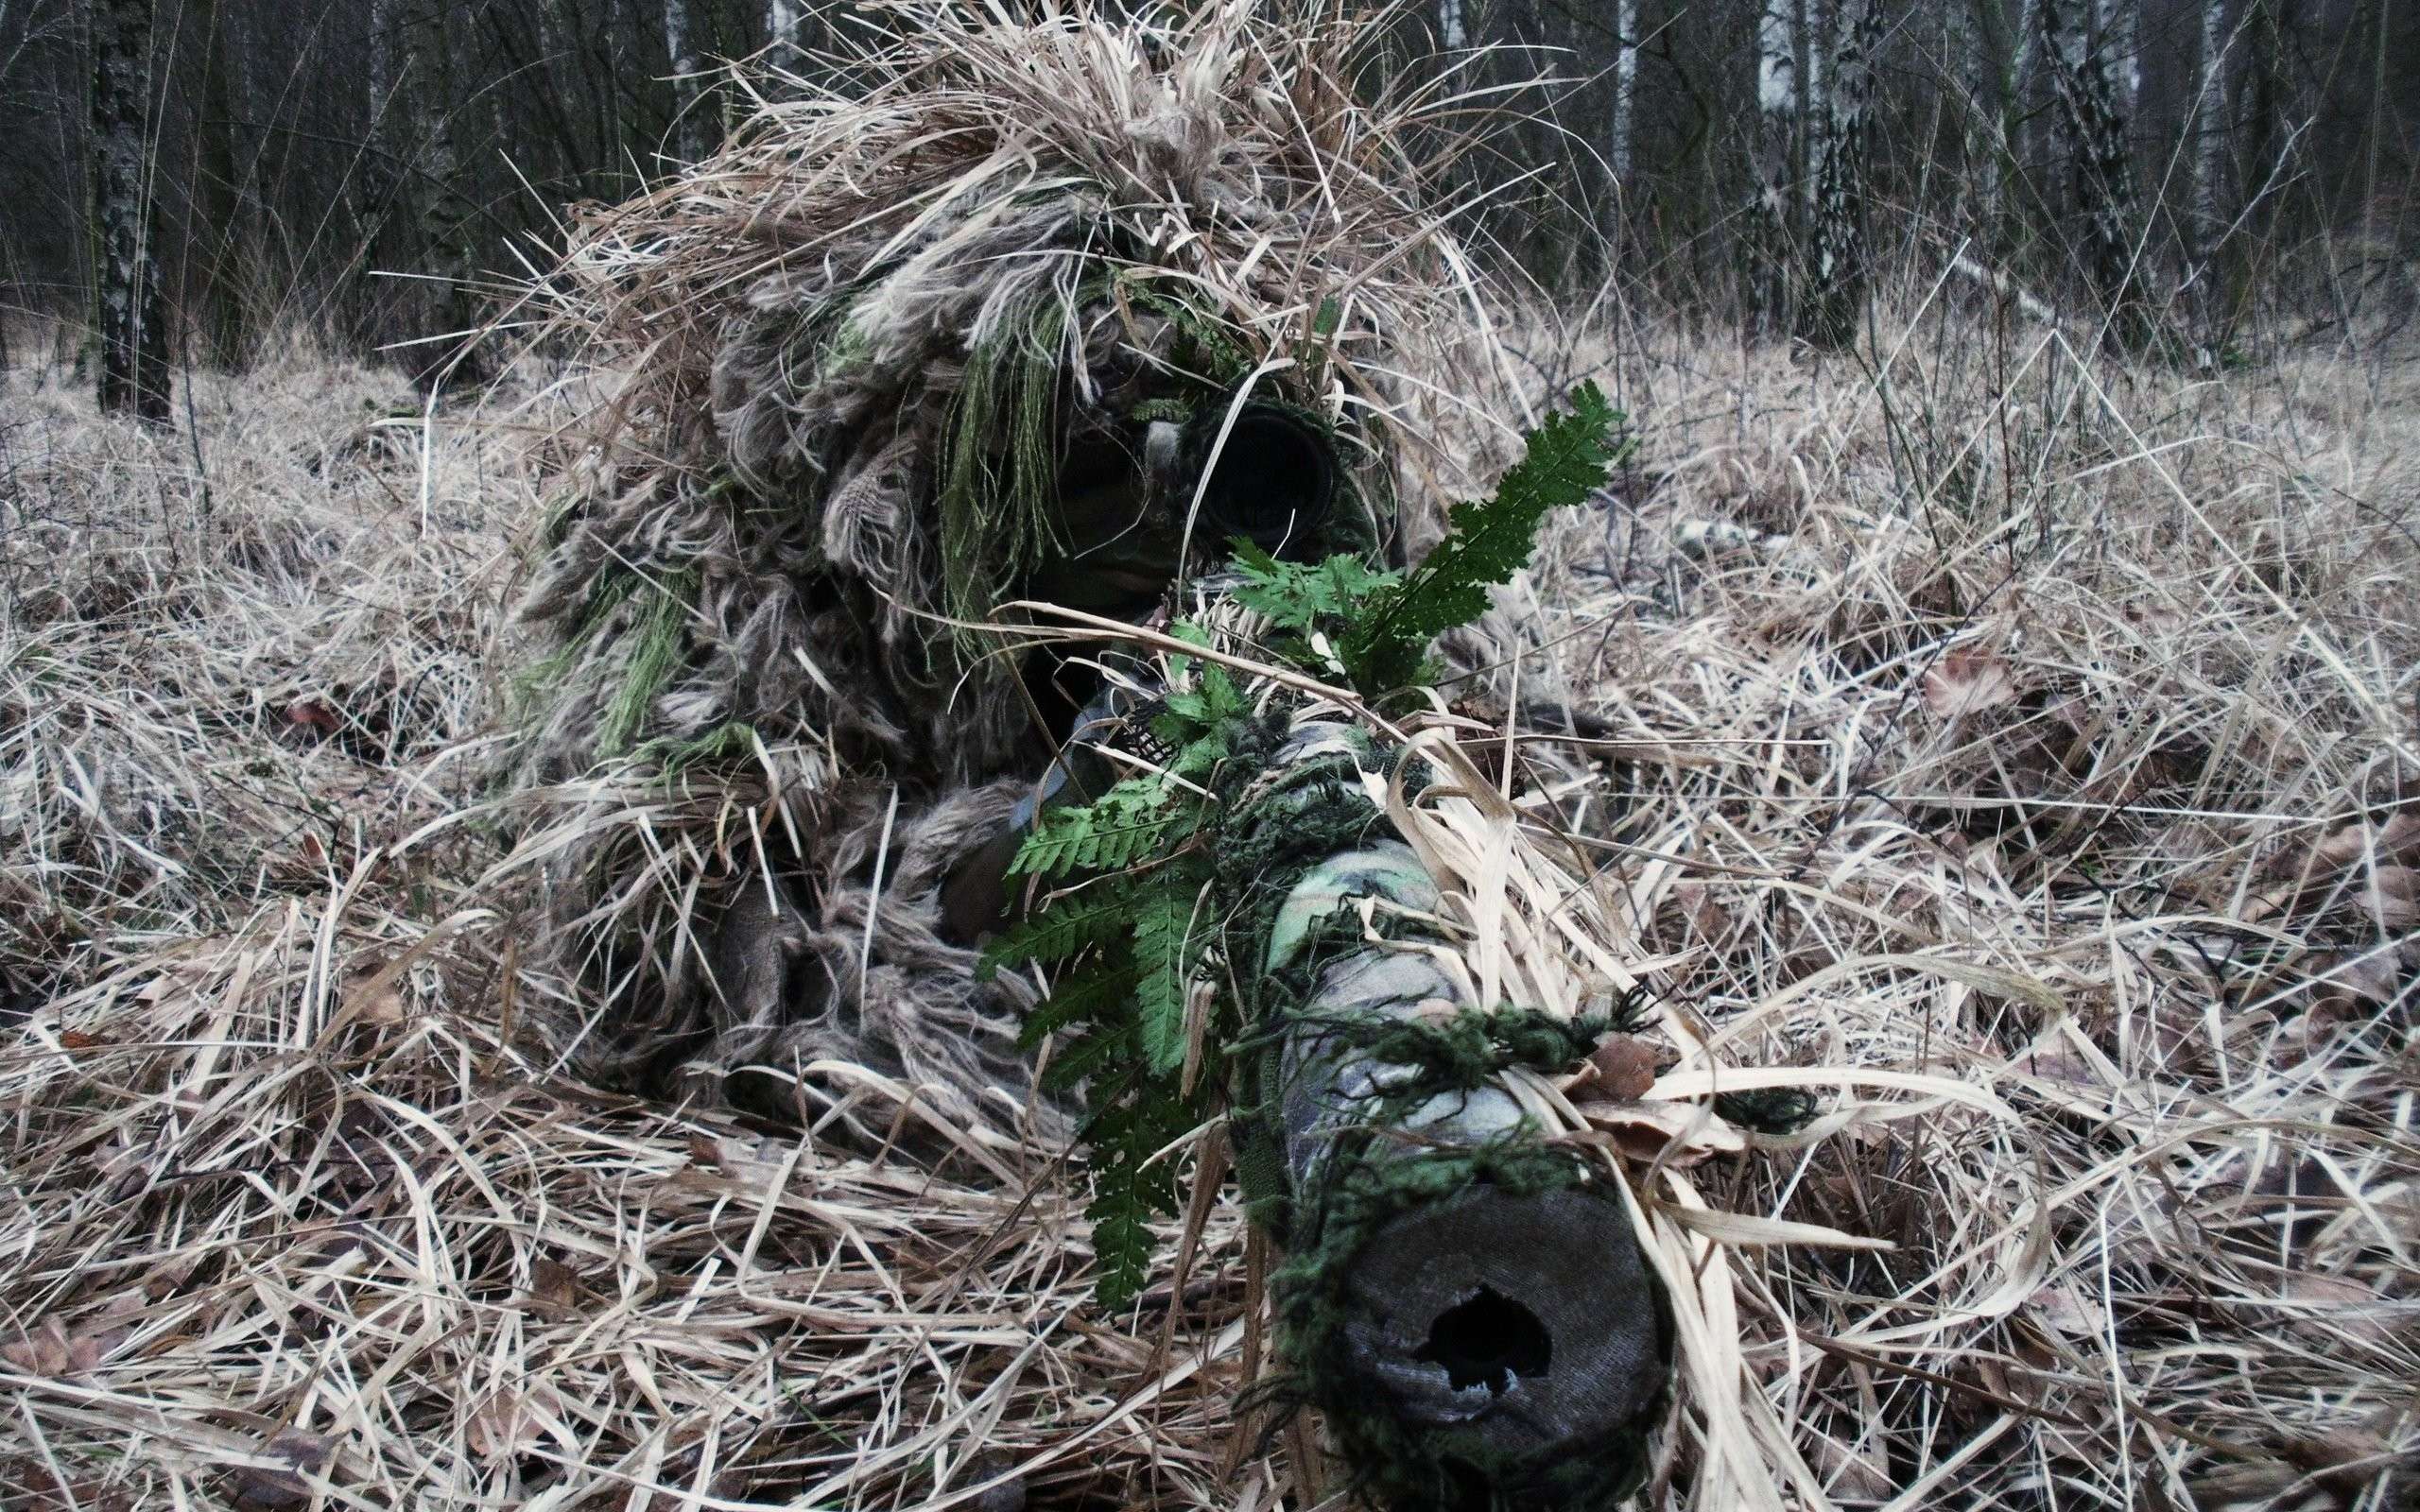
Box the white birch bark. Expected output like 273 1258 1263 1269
769 0 802 54
1799 0 1880 349
1609 0 1639 186
2097 0 2139 115
1749 0 1802 335
666 0 707 163
2187 0 2232 367
1800 0 1831 222
1438 0 1468 50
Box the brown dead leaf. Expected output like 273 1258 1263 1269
345 974 406 1026
2013 1032 2100 1087
2277 1273 2395 1346
229 1428 334 1510
284 696 340 734
1670 881 1731 941
1583 1034 1660 1101
1921 646 2020 719
2027 1279 2103 1339
0 1455 137 1512
1566 1097 1742 1165
527 1257 583 1320
2252 815 2420 923
467 1384 562 1462
1 1318 99 1378
1805 1427 1893 1502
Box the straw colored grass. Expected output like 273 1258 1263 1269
4 300 2416 1510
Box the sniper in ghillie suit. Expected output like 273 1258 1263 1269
501 4 1824 1508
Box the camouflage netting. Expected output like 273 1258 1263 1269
500 1 1528 1124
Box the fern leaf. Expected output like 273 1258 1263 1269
1130 887 1199 1076
977 879 1139 974
1007 775 1179 879
1344 384 1622 689
1015 964 1140 1051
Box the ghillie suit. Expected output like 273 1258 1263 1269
502 5 1780 1509
510 0 1454 1126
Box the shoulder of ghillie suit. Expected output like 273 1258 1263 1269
493 2 1520 1111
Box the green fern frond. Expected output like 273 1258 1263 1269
978 879 1141 973
1343 383 1624 691
1008 775 1184 879
1015 965 1141 1051
1131 886 1200 1075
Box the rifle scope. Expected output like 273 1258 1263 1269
1189 403 1335 553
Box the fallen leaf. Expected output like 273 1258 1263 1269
285 696 340 733
527 1258 582 1320
0 1455 136 1512
229 1428 333 1510
1566 1096 1744 1164
1921 646 2020 719
1583 1033 1660 1101
466 1385 562 1462
1805 1427 1893 1501
2013 1032 2099 1087
2277 1273 2395 1346
2027 1279 2103 1338
0 1318 98 1378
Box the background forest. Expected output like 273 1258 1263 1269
0 0 2413 400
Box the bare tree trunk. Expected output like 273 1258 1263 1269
1965 0 2030 254
2100 0 2138 114
92 0 172 423
2045 0 2152 350
1799 0 1882 350
1609 0 1639 191
192 0 250 369
1747 0 1803 337
1437 0 1468 50
1800 0 1830 225
666 0 708 163
2187 0 2233 368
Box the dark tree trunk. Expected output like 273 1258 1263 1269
193 0 251 369
92 0 173 423
1798 0 1882 350
2044 0 2154 351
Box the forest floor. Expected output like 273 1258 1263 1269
2 309 2416 1509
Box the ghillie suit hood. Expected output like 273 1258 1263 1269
506 1 1509 1121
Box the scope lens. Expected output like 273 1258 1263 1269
1193 404 1336 555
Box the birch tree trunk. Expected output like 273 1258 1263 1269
1748 0 1803 338
1608 0 1639 191
666 0 707 163
1798 0 1882 350
1437 0 1468 50
2187 0 2232 368
2045 0 2152 350
1800 0 1830 224
2099 0 2138 116
92 0 172 423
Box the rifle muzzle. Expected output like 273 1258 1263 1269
1265 844 1669 1510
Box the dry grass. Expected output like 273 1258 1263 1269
3 297 2416 1511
